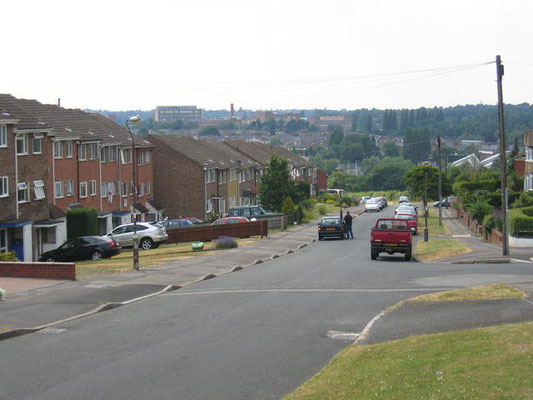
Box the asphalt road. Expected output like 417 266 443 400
1 208 532 400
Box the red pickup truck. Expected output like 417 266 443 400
370 218 412 261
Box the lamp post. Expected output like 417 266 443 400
126 115 141 270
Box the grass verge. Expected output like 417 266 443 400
283 322 533 400
420 208 450 236
76 237 259 276
414 238 471 262
386 283 527 313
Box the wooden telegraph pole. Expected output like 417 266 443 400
437 135 443 227
496 55 509 256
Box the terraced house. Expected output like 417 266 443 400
147 135 261 220
0 94 161 261
525 130 533 191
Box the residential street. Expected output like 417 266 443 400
1 209 532 400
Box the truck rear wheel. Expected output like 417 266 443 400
405 249 412 261
371 249 378 260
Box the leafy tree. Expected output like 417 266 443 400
403 127 431 164
350 115 358 132
258 157 299 212
327 171 347 190
367 158 413 190
281 196 295 214
364 114 373 133
382 141 401 157
404 165 452 200
466 201 494 226
199 126 220 136
328 126 344 146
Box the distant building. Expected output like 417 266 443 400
308 115 350 131
154 106 203 123
252 111 302 123
524 130 533 191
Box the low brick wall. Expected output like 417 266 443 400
455 207 503 245
0 262 76 280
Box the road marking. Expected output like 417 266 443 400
39 328 66 334
354 310 387 345
327 330 360 341
166 287 456 296
451 234 471 238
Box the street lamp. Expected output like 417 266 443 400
126 115 141 270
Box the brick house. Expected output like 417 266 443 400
147 134 260 220
223 140 318 196
0 94 161 261
524 130 533 191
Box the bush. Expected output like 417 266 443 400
510 215 533 237
318 205 327 215
513 191 533 208
300 199 313 210
483 214 502 234
341 196 352 207
0 251 18 262
466 201 493 224
295 204 304 224
519 206 533 217
66 207 98 239
281 196 295 214
326 199 337 205
216 236 238 249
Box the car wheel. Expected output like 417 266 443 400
45 257 54 262
318 236 323 241
371 249 378 260
91 250 102 261
405 250 412 261
140 237 154 250
152 243 160 249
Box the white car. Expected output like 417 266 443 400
107 222 168 250
365 199 381 212
361 196 372 204
399 196 410 203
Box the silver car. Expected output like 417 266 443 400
107 222 168 250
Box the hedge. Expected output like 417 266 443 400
510 208 533 237
66 207 98 239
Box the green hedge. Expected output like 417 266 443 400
66 207 98 239
0 251 18 261
519 206 533 217
510 208 533 237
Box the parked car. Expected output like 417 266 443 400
395 213 418 234
365 198 382 212
361 196 372 204
181 217 204 224
211 217 250 225
226 205 282 218
152 219 194 229
399 195 410 203
374 196 388 209
370 218 412 260
395 204 418 217
433 196 457 208
317 217 345 240
107 222 168 250
39 236 121 262
326 188 347 195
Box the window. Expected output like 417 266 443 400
90 180 97 196
55 181 64 198
120 182 128 197
130 181 134 195
101 182 107 198
109 145 117 162
17 182 29 203
229 169 236 182
526 148 533 162
138 183 144 196
89 143 97 160
32 133 42 154
34 180 45 200
144 182 150 195
0 125 6 147
66 180 74 197
0 176 8 197
526 174 533 191
78 144 87 160
137 149 144 165
16 135 28 155
209 170 215 183
144 150 150 164
106 182 116 196
53 141 63 158
120 148 128 164
100 146 109 162
206 199 213 213
0 229 7 253
66 140 73 158
79 182 88 198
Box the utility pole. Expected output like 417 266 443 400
423 162 429 242
496 55 509 256
437 135 443 227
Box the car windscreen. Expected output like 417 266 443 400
321 218 341 225
395 214 413 220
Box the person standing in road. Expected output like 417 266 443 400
343 211 354 239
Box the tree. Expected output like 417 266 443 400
403 127 431 164
328 126 344 146
258 157 299 212
404 165 452 200
350 115 358 132
199 126 220 136
327 171 347 190
367 158 413 190
382 141 401 157
364 114 373 133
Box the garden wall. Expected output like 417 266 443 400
0 262 76 280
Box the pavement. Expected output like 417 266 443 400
0 203 532 342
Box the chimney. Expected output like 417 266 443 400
58 98 61 107
230 103 235 119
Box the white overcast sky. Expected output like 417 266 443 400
3 0 533 111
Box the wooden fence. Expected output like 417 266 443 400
165 220 268 244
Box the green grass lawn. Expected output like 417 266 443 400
283 322 533 400
418 208 450 236
414 238 471 262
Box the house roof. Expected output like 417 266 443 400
147 134 259 169
0 94 149 147
0 94 50 131
224 140 311 167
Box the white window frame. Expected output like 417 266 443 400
144 182 151 195
526 148 533 162
90 180 97 196
0 176 8 197
0 125 6 148
526 174 533 191
66 180 74 197
17 182 29 203
16 134 28 155
100 146 109 162
55 181 64 199
79 182 88 198
78 144 87 161
144 150 150 164
137 149 143 166
206 199 213 213
53 141 63 159
89 143 97 160
109 145 117 162
34 180 45 200
101 182 107 198
32 133 42 154
65 140 73 158
120 182 128 197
